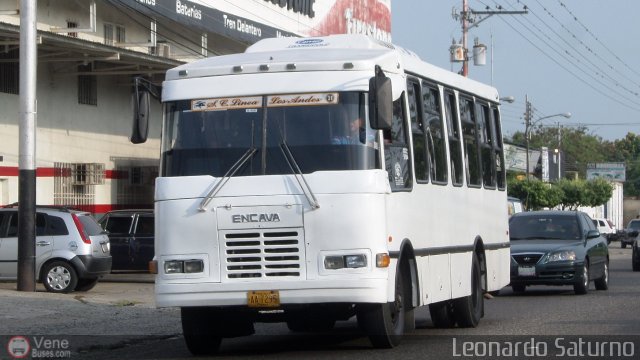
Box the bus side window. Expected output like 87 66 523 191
492 105 506 190
385 93 412 191
421 81 447 184
445 91 463 186
476 101 496 188
459 96 481 187
407 79 428 183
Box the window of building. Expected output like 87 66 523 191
0 49 19 95
78 63 97 105
104 23 126 46
67 21 78 38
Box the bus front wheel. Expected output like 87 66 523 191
181 307 222 355
357 268 407 348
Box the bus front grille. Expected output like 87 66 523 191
222 229 304 280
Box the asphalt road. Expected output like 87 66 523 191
1 246 639 359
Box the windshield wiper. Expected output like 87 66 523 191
199 147 257 211
280 142 320 210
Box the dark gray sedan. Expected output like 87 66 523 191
509 210 609 295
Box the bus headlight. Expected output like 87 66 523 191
164 260 204 274
324 256 345 269
184 260 204 273
164 260 183 274
324 254 367 269
345 254 367 268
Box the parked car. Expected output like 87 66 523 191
508 210 609 295
0 205 111 293
98 210 154 271
621 219 640 248
592 218 618 244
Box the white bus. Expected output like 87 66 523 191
132 34 510 355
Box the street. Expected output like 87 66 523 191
1 246 639 359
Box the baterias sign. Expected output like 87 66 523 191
111 0 391 45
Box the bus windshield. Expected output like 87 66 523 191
161 92 380 177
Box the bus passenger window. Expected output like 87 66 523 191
421 81 447 184
476 102 496 188
445 91 463 186
408 79 428 182
492 106 506 190
459 96 481 187
385 94 412 191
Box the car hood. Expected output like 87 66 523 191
510 239 584 254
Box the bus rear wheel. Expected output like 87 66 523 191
429 300 456 328
357 268 407 348
453 253 483 328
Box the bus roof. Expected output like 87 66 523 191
165 34 499 102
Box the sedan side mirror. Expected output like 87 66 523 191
586 230 600 239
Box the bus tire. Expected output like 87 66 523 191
453 254 483 328
428 300 456 328
357 268 406 348
181 307 222 355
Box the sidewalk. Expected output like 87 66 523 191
0 274 180 338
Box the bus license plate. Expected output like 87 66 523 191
247 290 280 308
518 266 536 277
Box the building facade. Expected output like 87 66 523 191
0 0 391 215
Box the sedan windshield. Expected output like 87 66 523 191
510 215 581 240
161 92 380 177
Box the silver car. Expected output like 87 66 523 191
0 205 112 293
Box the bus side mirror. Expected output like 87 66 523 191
131 89 150 144
369 65 392 130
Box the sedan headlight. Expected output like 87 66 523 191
547 250 576 262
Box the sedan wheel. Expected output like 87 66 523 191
573 262 589 295
594 260 609 290
42 261 78 293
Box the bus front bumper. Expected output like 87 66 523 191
155 278 389 308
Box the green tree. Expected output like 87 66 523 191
602 133 640 197
583 178 614 207
508 178 563 210
509 178 612 210
556 179 584 210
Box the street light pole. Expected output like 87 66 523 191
523 95 571 179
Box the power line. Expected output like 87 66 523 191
487 1 640 112
556 0 640 81
533 0 640 96
499 0 640 109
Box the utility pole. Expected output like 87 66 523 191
18 0 37 292
453 1 527 77
462 0 469 77
524 94 532 178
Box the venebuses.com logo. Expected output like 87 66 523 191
7 336 30 359
6 336 71 359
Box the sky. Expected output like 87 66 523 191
391 0 640 142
